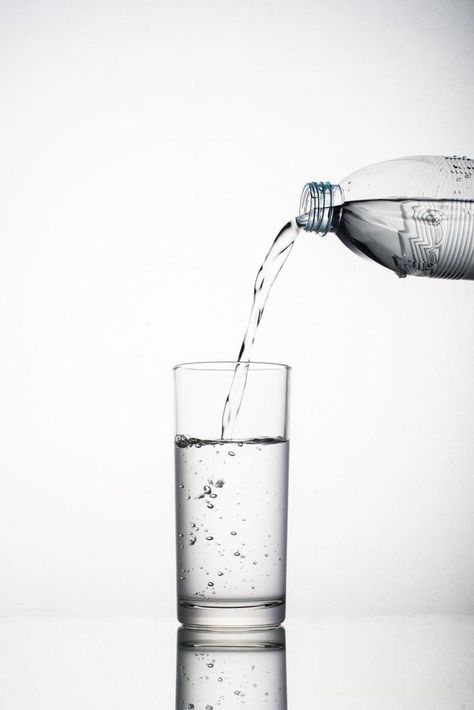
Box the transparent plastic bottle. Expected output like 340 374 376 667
297 155 474 279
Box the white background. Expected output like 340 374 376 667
0 0 473 617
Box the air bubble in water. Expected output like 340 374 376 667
189 536 196 545
209 493 217 498
207 663 214 668
230 531 237 536
234 551 240 556
206 502 214 509
179 483 184 489
228 451 235 456
208 582 214 587
206 536 214 540
218 571 224 576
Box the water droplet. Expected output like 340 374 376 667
206 536 214 540
208 582 214 587
230 531 237 536
228 451 235 456
206 502 214 509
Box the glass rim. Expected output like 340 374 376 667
173 360 291 372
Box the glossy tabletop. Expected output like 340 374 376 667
1 616 473 709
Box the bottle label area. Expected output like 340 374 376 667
395 200 474 279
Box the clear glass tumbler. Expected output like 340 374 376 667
174 361 290 628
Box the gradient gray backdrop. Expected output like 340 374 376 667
0 0 473 616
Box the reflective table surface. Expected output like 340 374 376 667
1 616 473 708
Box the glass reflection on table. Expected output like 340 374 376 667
176 626 287 709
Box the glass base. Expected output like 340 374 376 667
178 598 285 628
178 625 286 649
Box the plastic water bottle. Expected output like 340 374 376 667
297 155 474 279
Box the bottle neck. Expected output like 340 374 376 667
296 182 344 235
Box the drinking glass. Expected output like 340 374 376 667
174 361 290 627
